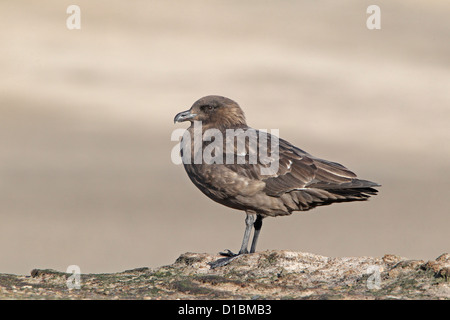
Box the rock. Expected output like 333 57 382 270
0 251 448 299
421 253 450 281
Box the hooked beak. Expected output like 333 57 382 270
174 109 197 123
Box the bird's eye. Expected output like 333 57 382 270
201 105 215 111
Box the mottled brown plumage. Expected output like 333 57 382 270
174 95 379 268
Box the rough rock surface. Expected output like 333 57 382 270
0 251 449 299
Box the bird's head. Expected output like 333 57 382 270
174 95 247 129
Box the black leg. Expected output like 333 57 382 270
250 214 263 253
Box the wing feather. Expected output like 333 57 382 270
185 126 379 214
221 129 379 197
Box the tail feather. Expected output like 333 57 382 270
307 178 380 190
287 180 380 212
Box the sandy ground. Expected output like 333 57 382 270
0 0 449 275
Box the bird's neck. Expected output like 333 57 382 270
190 122 249 133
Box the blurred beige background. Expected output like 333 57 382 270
0 0 449 275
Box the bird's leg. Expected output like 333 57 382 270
250 214 263 253
208 213 255 269
238 213 255 254
219 213 255 256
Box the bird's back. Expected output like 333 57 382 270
182 126 379 217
